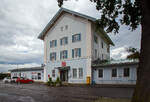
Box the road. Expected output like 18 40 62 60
0 81 134 102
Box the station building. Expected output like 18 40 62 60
9 67 44 82
38 8 114 83
38 8 138 85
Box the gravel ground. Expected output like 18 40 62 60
0 81 134 102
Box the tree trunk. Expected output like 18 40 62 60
132 0 150 102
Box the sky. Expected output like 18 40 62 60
0 0 141 72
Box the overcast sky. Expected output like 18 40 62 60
0 0 141 72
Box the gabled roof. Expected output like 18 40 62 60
9 67 43 72
38 8 114 45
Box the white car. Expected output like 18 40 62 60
3 77 11 83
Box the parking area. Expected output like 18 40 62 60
0 80 134 102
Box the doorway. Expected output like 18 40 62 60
60 70 68 82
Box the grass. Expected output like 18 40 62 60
95 97 131 102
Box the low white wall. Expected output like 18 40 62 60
93 64 138 85
11 70 44 82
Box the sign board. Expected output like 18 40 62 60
62 61 66 67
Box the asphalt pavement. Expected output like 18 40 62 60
0 81 134 102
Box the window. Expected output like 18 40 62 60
65 25 68 30
72 34 81 42
72 48 81 58
101 41 104 48
73 69 77 78
50 52 56 61
95 49 97 58
79 68 83 78
98 69 103 78
94 35 98 43
38 73 41 80
124 68 130 77
112 69 117 77
61 27 63 31
60 37 68 45
52 70 55 77
32 74 38 80
60 50 68 59
50 40 57 48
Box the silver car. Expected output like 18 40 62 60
3 77 11 83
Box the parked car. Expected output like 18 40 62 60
3 77 11 83
11 77 18 83
16 77 34 84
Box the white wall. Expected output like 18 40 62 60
44 58 87 83
44 13 93 83
45 13 88 61
91 24 110 61
93 64 138 85
11 70 44 82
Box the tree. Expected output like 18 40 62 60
126 47 140 59
57 0 150 102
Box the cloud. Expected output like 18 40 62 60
111 46 129 59
0 63 41 73
0 0 141 72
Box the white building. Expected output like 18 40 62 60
38 8 114 83
10 67 44 82
92 59 138 85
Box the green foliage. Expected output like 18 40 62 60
46 77 62 87
47 77 52 86
0 73 10 80
126 47 140 59
57 0 142 34
95 97 131 102
56 77 62 86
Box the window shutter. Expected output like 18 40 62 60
66 37 68 44
54 53 56 60
72 35 74 42
79 34 81 41
79 48 81 57
72 49 74 58
60 39 62 45
55 40 57 46
50 41 52 48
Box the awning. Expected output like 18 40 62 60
57 66 70 71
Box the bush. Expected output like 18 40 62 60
47 77 52 86
55 77 62 86
46 77 62 87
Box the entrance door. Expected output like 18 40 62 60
60 70 68 82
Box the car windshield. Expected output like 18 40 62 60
12 77 18 79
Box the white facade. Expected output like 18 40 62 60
39 8 113 83
10 68 44 82
92 62 138 85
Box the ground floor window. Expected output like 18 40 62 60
73 69 77 78
124 68 130 77
98 69 103 78
52 70 55 78
79 68 83 78
38 73 41 80
112 68 117 77
32 74 38 80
